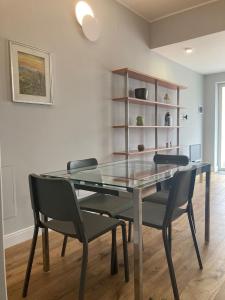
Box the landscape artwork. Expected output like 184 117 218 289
18 51 46 97
10 40 53 105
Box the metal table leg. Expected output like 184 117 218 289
205 166 211 243
133 188 143 300
41 215 50 272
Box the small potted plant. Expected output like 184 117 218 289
136 116 144 126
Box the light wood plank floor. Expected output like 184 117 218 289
5 173 225 300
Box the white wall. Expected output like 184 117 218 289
0 0 203 239
203 72 225 169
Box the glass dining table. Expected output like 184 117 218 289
44 159 211 300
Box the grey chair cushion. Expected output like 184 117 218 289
143 191 169 205
43 211 121 242
79 193 133 217
117 202 185 229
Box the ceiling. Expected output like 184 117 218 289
152 30 225 74
116 0 219 22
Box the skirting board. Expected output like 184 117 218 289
4 225 35 249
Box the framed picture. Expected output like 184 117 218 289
9 40 53 105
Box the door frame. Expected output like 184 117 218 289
217 83 225 171
0 146 8 300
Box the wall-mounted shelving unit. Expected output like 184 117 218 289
112 68 187 158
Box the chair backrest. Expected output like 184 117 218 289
29 174 86 242
67 158 98 171
154 154 189 166
163 168 196 227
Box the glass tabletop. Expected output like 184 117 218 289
44 159 209 190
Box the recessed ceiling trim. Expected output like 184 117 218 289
150 0 220 23
116 0 220 23
116 0 151 23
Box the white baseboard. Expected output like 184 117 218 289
4 225 35 249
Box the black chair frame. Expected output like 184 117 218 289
22 174 129 300
117 168 203 300
61 158 133 257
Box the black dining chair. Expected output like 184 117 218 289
117 168 202 300
127 154 194 241
143 154 196 231
61 158 133 257
22 174 129 300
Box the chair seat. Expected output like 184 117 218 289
117 202 185 229
143 191 169 205
43 211 122 242
79 193 133 217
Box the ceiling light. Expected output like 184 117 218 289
184 47 193 54
75 1 94 26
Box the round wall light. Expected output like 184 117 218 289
82 15 100 42
75 1 100 42
75 1 94 26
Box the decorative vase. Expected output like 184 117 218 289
136 116 144 126
164 93 170 103
138 144 145 152
165 112 172 126
135 88 149 100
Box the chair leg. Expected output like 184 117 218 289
22 226 39 297
187 211 203 270
168 223 172 253
162 229 180 300
121 224 129 282
128 221 132 242
190 203 196 233
127 221 144 250
111 228 118 275
61 235 68 257
79 242 88 300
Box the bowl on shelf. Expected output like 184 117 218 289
138 144 145 152
135 88 148 100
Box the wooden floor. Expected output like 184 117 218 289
5 173 225 300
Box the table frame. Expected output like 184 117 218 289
42 163 211 300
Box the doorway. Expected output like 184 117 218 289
218 83 225 171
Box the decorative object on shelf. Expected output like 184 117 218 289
165 112 173 126
129 89 135 98
181 114 188 120
166 142 172 148
138 144 145 152
136 116 144 126
135 88 148 100
9 40 53 105
164 93 170 103
75 1 100 42
198 105 203 114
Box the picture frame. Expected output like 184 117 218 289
9 40 53 105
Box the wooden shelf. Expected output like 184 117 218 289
113 146 181 156
112 125 181 128
112 68 187 90
112 97 184 109
112 67 185 158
